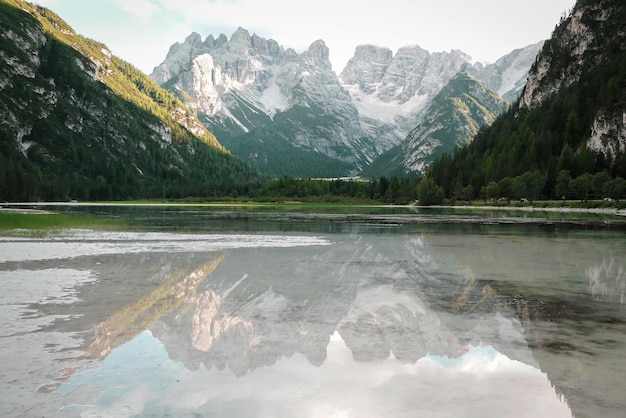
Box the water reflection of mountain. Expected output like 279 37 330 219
423 233 626 418
88 254 226 358
142 231 626 418
33 251 226 393
151 235 532 377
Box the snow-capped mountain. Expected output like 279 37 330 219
151 28 367 177
341 42 544 157
151 28 542 178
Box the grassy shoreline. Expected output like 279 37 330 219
0 208 127 232
2 198 625 211
2 200 625 233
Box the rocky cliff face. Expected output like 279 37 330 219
519 0 626 160
152 28 291 119
520 2 618 110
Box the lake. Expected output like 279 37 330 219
1 205 625 417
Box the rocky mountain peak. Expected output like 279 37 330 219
339 45 393 93
204 33 228 50
306 39 330 63
185 32 203 46
250 34 282 59
151 31 208 85
230 26 251 44
151 23 546 178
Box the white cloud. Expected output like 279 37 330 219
109 0 162 21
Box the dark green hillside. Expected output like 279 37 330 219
219 104 357 178
0 0 260 201
426 0 626 201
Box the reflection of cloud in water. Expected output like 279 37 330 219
57 329 572 418
39 253 227 394
151 235 543 375
422 232 626 418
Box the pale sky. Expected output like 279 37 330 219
33 0 575 75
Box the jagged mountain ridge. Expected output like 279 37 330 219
362 72 508 178
467 41 544 102
340 42 543 152
339 45 472 155
152 29 542 178
0 0 259 201
152 28 367 177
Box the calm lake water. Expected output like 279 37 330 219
1 205 625 417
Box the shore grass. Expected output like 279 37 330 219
0 210 126 232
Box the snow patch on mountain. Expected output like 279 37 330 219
344 83 428 124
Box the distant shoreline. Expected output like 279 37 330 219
1 201 625 216
423 204 626 216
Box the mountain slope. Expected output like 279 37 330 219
0 0 259 201
469 41 544 102
151 29 367 177
340 43 542 159
362 73 508 178
427 0 626 199
520 0 626 160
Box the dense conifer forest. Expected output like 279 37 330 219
424 30 626 204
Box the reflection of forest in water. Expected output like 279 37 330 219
11 225 624 418
32 251 228 394
423 232 626 418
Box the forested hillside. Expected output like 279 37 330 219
425 0 626 203
0 0 260 201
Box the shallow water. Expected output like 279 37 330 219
0 207 624 417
